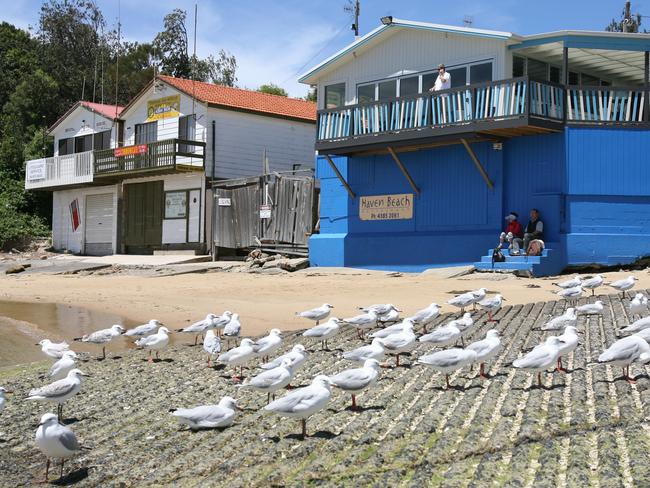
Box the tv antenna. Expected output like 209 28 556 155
463 15 473 27
344 0 360 39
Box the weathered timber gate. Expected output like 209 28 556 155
212 174 315 251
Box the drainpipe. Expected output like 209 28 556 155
210 120 216 261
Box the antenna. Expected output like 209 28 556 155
463 15 473 27
192 3 197 116
344 0 360 39
114 0 121 119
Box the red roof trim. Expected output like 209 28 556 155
48 101 124 134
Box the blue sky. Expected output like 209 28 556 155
3 0 649 97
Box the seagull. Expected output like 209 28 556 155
620 316 650 334
470 288 488 310
360 304 400 316
302 318 340 350
553 275 582 289
598 335 650 383
223 313 241 348
557 285 583 305
629 293 648 318
35 413 83 482
135 327 171 362
203 329 221 367
48 351 77 381
407 303 440 333
419 321 462 347
0 387 12 413
378 307 401 324
452 313 476 343
330 359 381 410
37 340 72 360
448 292 476 313
264 375 332 439
541 308 577 331
370 318 415 339
581 274 604 296
239 358 295 403
609 275 638 294
124 319 164 338
261 344 309 371
170 396 239 430
212 311 234 336
512 336 562 387
253 329 283 362
75 324 125 359
27 369 89 420
217 338 256 381
556 326 579 373
417 348 479 388
342 310 379 339
343 338 385 363
634 328 650 343
478 294 505 323
466 329 502 378
576 300 604 315
376 322 416 367
296 304 334 325
177 313 219 345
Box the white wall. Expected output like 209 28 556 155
50 106 117 156
52 185 118 254
207 108 315 179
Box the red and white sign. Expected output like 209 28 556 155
69 198 81 232
114 144 147 157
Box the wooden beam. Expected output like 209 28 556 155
323 154 355 199
460 138 494 190
387 146 420 196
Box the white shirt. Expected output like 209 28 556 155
433 72 451 91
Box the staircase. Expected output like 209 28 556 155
473 243 564 277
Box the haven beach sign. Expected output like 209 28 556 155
359 193 413 221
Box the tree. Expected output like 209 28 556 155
0 23 40 112
606 1 642 32
103 40 157 105
304 86 317 102
258 83 288 97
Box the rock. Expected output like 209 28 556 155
5 264 30 274
278 258 309 272
262 259 279 269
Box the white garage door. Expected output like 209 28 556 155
85 193 114 255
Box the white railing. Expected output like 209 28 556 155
25 151 94 190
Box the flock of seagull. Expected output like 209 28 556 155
2 273 650 482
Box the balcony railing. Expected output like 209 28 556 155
24 151 94 190
566 85 645 123
94 138 205 177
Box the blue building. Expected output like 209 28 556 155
299 18 650 275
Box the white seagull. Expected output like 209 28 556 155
541 308 577 331
302 317 340 350
556 326 579 372
341 310 379 339
212 311 234 336
124 319 164 338
376 322 417 367
419 321 462 347
452 313 476 343
135 327 171 362
629 293 648 318
343 338 385 364
261 344 309 371
609 275 638 293
378 307 401 324
466 329 502 379
177 313 219 345
581 274 604 296
76 324 125 359
470 288 488 309
171 396 239 431
296 304 334 325
264 375 333 438
27 369 89 420
370 318 415 339
512 336 562 387
217 338 256 381
576 300 604 315
37 340 72 360
553 275 582 289
407 303 441 332
330 359 381 410
35 413 83 482
223 313 241 347
239 358 295 403
203 329 222 367
448 292 476 313
598 335 650 383
417 348 479 388
48 351 77 381
253 329 283 362
557 285 583 304
620 316 650 334
478 294 505 323
0 387 12 413
360 303 400 316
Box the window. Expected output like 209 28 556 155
448 66 468 88
74 134 92 153
178 115 196 153
324 83 345 108
527 58 548 82
513 56 526 77
549 66 561 83
470 63 492 84
58 138 73 156
581 73 599 86
378 80 397 100
422 72 437 92
135 121 158 144
399 76 419 97
357 84 375 103
93 130 111 150
569 72 580 85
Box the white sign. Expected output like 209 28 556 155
218 198 231 207
27 160 47 181
260 204 272 219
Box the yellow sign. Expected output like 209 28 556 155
147 95 181 121
359 194 414 221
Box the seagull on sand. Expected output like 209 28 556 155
177 314 219 345
620 316 650 334
407 303 440 332
370 318 415 339
303 318 340 350
170 396 239 431
49 351 77 381
360 304 400 316
296 304 334 325
37 340 72 360
553 275 582 289
555 326 579 372
217 338 257 381
261 344 309 371
135 327 171 362
342 310 379 339
27 369 89 420
0 387 12 413
541 308 577 331
419 321 462 347
512 336 562 387
556 285 583 305
264 375 333 439
124 319 164 338
597 335 650 383
253 329 283 362
35 413 84 482
576 300 604 315
417 348 479 389
330 359 381 410
239 359 295 404
466 329 502 379
581 274 604 296
478 294 505 323
343 338 385 364
75 324 125 359
629 293 648 318
448 292 476 313
376 321 417 367
609 275 638 294
203 330 221 367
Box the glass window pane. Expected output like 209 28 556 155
135 121 158 144
378 79 397 100
324 83 345 108
513 56 525 77
581 73 599 86
448 67 467 88
357 84 375 103
569 72 580 85
58 138 72 156
93 130 111 150
549 66 561 83
470 63 492 84
527 58 548 82
399 76 419 97
74 134 92 153
422 72 437 92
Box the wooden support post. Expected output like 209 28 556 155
460 138 494 190
387 146 420 196
323 154 355 199
562 45 569 123
644 51 649 122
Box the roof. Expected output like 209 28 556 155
48 101 123 134
157 75 316 122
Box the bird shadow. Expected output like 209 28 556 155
430 383 480 392
109 356 122 360
60 417 82 426
50 467 89 485
596 373 650 384
343 404 384 413
211 364 226 371
512 383 565 391
285 430 339 441
141 358 174 363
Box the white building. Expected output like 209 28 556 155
25 76 316 255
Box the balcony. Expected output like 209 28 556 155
315 77 649 154
94 138 205 179
25 151 94 190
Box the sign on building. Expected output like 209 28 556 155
359 194 414 221
259 204 272 219
218 198 231 207
165 191 187 219
147 95 181 121
114 144 147 157
26 159 47 181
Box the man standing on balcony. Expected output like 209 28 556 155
430 64 451 92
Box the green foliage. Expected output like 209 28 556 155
258 83 289 97
0 175 49 249
305 87 317 102
605 2 643 32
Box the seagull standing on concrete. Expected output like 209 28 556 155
448 292 477 313
553 275 582 289
124 319 164 338
419 321 462 347
556 285 583 305
27 369 89 420
376 322 416 367
417 348 479 388
217 338 257 381
620 316 650 334
378 307 401 324
466 329 502 379
203 330 221 367
541 308 577 331
342 310 379 339
470 288 488 310
239 358 295 404
37 340 72 360
512 336 562 387
576 300 604 315
453 313 476 344
370 318 415 339
177 313 219 345
597 335 650 383
360 304 399 316
296 304 334 325
609 275 638 294
253 329 283 362
135 327 171 362
212 311 234 337
330 359 381 410
407 303 440 333
555 326 579 372
303 317 340 350
171 396 239 430
35 413 83 482
343 338 385 364
478 294 505 323
48 351 77 381
75 324 125 359
581 274 604 296
261 344 309 371
629 293 648 319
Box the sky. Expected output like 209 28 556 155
3 0 650 98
